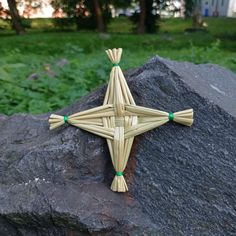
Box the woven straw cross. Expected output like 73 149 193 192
49 48 194 192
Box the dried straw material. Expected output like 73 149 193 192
48 48 194 193
49 104 115 139
173 109 194 126
103 48 137 192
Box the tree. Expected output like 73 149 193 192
7 0 25 34
93 0 106 32
138 0 146 33
184 0 195 18
131 0 165 34
184 0 204 28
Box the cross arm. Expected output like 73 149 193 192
124 105 194 139
48 104 115 140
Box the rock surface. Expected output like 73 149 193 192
0 57 236 236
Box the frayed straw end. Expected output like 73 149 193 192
48 114 66 130
173 109 194 127
111 175 128 192
105 48 122 64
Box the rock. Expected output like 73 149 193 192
0 57 236 235
56 59 69 68
27 73 39 80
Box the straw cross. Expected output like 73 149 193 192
49 48 194 192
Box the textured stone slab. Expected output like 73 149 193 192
0 57 235 235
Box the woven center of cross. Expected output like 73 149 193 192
115 116 125 126
49 48 194 192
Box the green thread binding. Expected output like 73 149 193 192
64 116 69 123
116 171 123 176
169 112 174 121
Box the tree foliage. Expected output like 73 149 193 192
51 0 112 32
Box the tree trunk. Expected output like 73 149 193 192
93 0 105 33
192 7 203 28
138 0 146 34
7 0 25 34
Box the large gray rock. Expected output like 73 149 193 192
0 57 236 236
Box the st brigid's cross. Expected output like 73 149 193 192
49 48 194 192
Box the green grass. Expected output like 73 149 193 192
0 17 235 115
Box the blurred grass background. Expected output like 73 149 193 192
0 17 235 115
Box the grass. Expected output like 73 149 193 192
0 17 235 115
